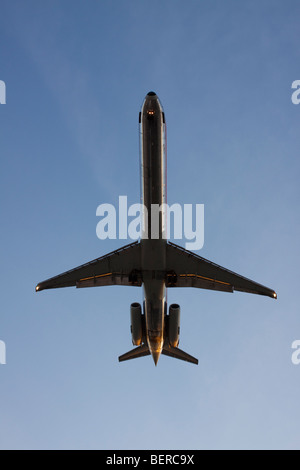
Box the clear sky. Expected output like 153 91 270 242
0 0 299 450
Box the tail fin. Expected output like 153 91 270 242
118 344 150 362
162 344 198 365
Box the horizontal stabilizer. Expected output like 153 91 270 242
162 344 198 365
118 344 150 362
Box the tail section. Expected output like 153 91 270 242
118 343 198 365
162 344 198 365
118 344 150 362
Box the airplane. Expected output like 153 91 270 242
36 91 277 366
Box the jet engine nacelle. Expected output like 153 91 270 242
130 302 143 346
168 303 180 347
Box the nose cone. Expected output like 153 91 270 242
141 91 163 117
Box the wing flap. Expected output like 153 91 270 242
36 241 142 291
166 242 277 299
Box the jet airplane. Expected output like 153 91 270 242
36 91 277 365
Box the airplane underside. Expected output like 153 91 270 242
36 91 276 366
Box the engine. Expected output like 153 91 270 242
168 303 180 347
130 302 143 346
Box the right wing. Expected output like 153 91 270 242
166 242 277 299
36 241 142 292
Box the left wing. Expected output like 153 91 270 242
166 242 277 299
36 241 142 292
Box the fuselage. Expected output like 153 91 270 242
139 91 167 365
35 90 277 367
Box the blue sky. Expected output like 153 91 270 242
0 0 300 449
